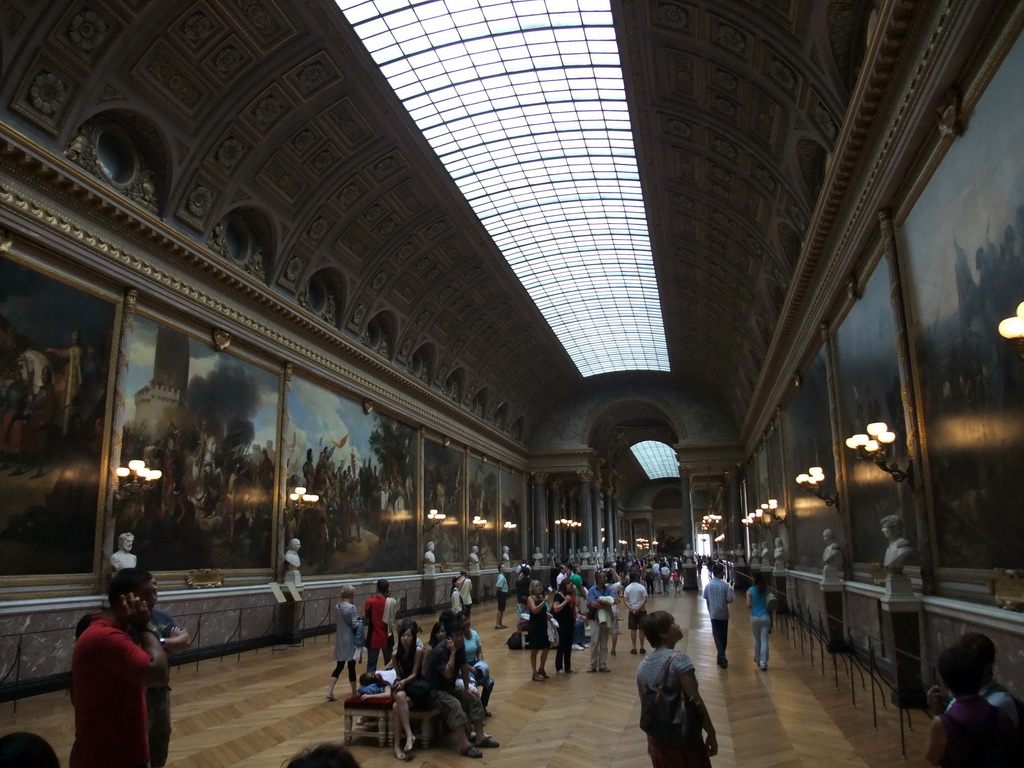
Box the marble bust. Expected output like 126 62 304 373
773 537 787 571
468 545 480 573
682 544 694 564
533 547 544 568
760 541 770 559
423 541 436 576
283 538 302 585
580 546 591 564
822 528 843 567
881 515 913 574
110 532 137 573
501 545 510 565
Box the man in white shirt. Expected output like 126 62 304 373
623 571 649 654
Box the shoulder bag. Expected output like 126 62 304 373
639 652 704 746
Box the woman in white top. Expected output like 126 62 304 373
606 568 624 656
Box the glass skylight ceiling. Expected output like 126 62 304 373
631 441 678 480
334 0 668 376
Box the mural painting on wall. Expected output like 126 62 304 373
117 316 278 570
781 350 841 570
834 263 911 563
467 457 498 567
900 37 1024 570
499 468 523 564
0 258 116 575
423 439 464 568
286 376 417 574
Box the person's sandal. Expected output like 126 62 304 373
477 736 500 748
393 747 408 761
532 672 544 681
460 745 483 758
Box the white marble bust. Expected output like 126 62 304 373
110 532 137 573
822 528 843 568
533 547 544 568
881 515 913 574
760 541 770 557
424 540 436 564
283 538 302 585
501 545 510 564
468 545 480 573
683 544 694 563
580 546 591 564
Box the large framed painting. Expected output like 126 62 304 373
116 315 279 570
900 35 1024 569
781 349 842 570
285 375 417 575
833 261 912 563
423 439 464 568
466 456 498 567
499 467 524 564
0 257 117 575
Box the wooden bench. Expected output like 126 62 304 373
342 697 391 747
387 706 441 748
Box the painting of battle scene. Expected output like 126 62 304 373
499 468 524 564
286 376 417 575
0 259 116 574
116 316 279 571
423 440 464 568
466 457 498 568
901 37 1024 570
781 350 841 570
833 263 912 563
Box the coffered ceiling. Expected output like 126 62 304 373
0 0 871 447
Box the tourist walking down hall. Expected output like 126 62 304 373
746 571 771 671
702 563 734 668
637 610 717 768
586 569 615 673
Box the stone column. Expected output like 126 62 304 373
578 470 593 560
532 472 547 555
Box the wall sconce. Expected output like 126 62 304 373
115 459 162 497
424 508 446 531
472 515 487 530
795 466 838 506
845 422 910 482
998 301 1024 359
502 520 517 531
285 485 320 524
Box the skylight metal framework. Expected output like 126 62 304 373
335 0 668 376
631 441 678 480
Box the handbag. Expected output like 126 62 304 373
639 652 703 746
352 617 366 648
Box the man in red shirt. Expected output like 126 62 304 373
72 569 169 768
364 578 392 673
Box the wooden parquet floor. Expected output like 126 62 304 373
0 587 931 767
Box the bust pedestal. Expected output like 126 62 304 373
880 583 924 708
820 579 847 652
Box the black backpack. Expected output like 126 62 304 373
506 630 523 650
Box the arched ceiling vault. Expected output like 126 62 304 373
0 0 869 443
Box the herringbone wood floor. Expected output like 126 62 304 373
1 587 930 767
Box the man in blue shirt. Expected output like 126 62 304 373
702 562 735 668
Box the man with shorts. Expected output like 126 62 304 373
623 571 649 654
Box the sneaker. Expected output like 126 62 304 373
586 667 597 673
572 644 585 651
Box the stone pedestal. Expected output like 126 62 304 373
423 563 436 578
820 582 847 652
422 575 437 611
733 565 750 592
880 591 926 708
276 598 301 645
771 572 788 613
682 564 698 590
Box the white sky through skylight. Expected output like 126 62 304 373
631 440 678 480
334 0 669 376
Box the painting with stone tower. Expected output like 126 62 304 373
423 439 464 568
116 315 279 570
499 467 524 564
0 257 116 575
285 375 417 574
466 456 498 568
